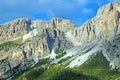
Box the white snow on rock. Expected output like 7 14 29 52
61 41 98 60
22 29 38 42
44 49 56 59
67 51 94 68
67 43 102 68
50 49 56 59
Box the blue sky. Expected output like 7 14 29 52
0 0 119 26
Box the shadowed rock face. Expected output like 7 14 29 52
0 2 120 79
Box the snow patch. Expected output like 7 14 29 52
44 49 56 59
67 43 102 68
61 41 98 60
67 52 93 68
22 29 38 42
50 49 56 59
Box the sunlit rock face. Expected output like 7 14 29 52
0 18 75 79
70 2 120 44
0 2 120 79
69 2 120 69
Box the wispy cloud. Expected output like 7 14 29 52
82 8 93 14
0 0 117 25
76 0 90 5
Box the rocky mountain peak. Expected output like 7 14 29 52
69 2 120 45
97 2 120 16
3 18 31 26
51 18 62 27
96 2 120 39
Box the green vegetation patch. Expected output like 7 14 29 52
36 65 98 80
54 48 67 59
74 52 120 80
13 52 120 80
14 66 45 80
13 58 98 80
13 58 50 80
56 51 67 59
34 58 50 67
0 37 31 52
79 52 110 70
13 38 23 44
0 41 19 51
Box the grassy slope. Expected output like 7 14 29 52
13 58 50 80
13 53 120 80
75 53 120 80
13 59 98 80
0 41 21 52
0 37 31 52
14 65 98 80
36 65 98 80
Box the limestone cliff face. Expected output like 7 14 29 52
70 2 120 44
0 18 32 42
69 2 120 69
0 18 75 79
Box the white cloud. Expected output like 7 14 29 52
0 0 77 23
0 0 100 25
82 8 93 14
76 0 89 5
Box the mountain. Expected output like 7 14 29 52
0 18 75 79
0 2 120 80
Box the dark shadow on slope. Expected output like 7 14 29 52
46 29 55 52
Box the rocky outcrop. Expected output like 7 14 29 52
0 18 32 42
0 18 75 79
69 2 120 69
69 2 120 43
